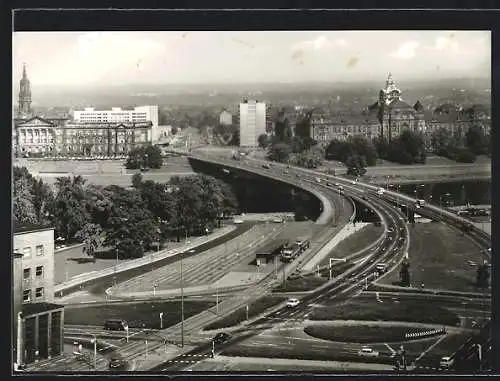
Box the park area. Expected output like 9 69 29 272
309 297 460 326
303 325 444 344
378 222 490 293
203 295 286 331
64 300 214 330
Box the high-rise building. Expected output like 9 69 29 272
239 100 266 147
73 105 159 143
18 64 33 119
13 223 64 367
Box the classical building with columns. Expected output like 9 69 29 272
13 65 155 158
13 223 64 368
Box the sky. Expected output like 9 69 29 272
12 31 491 87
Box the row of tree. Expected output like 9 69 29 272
125 145 163 170
13 167 239 259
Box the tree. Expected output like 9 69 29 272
131 173 143 188
295 113 312 138
267 142 292 163
125 145 163 169
75 223 103 261
430 128 451 155
32 178 54 224
373 136 390 159
386 131 426 165
52 176 92 241
104 186 159 258
257 134 270 149
465 125 487 155
476 263 490 289
13 176 37 225
345 155 367 177
171 126 178 135
348 136 378 166
399 258 411 287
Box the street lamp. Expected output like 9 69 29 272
180 251 185 348
90 335 97 369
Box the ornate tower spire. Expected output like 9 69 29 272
18 63 32 119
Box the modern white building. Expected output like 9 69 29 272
73 105 159 143
239 100 266 147
219 110 233 126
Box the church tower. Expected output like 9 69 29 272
18 63 32 119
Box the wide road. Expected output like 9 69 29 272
153 175 410 371
59 221 256 297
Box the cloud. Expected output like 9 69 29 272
427 36 460 53
291 35 333 52
334 38 349 48
390 41 420 60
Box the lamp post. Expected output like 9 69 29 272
180 251 184 348
386 176 390 190
91 335 97 369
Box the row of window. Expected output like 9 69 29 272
24 265 44 279
20 245 44 258
23 287 44 303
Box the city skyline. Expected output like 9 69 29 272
13 31 490 87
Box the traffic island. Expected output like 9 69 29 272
272 275 327 293
309 298 460 326
303 325 445 344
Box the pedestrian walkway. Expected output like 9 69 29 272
301 223 369 271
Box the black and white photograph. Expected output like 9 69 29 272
11 25 492 374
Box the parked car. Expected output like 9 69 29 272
233 219 244 224
287 298 300 308
272 217 284 223
213 332 231 344
108 357 128 370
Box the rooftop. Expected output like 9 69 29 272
22 302 64 317
14 221 54 235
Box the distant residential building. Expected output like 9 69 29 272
239 100 266 147
309 73 490 150
219 110 233 126
14 116 151 158
73 105 159 143
13 223 64 367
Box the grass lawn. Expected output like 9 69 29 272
310 298 460 326
318 225 384 268
64 300 214 329
304 325 445 344
379 222 490 292
273 275 327 292
203 296 287 330
417 332 473 366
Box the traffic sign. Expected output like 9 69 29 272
159 312 164 318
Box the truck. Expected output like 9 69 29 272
281 243 301 262
295 239 311 252
255 239 289 266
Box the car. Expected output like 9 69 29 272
287 298 300 308
283 170 289 174
262 164 271 169
272 217 284 223
439 356 454 369
233 219 244 224
213 332 231 344
104 319 127 331
375 263 387 273
108 357 128 370
359 346 378 357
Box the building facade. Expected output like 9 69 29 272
239 100 266 147
13 224 64 367
14 116 152 158
73 105 159 143
219 110 233 126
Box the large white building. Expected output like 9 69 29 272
73 105 159 143
239 100 266 147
